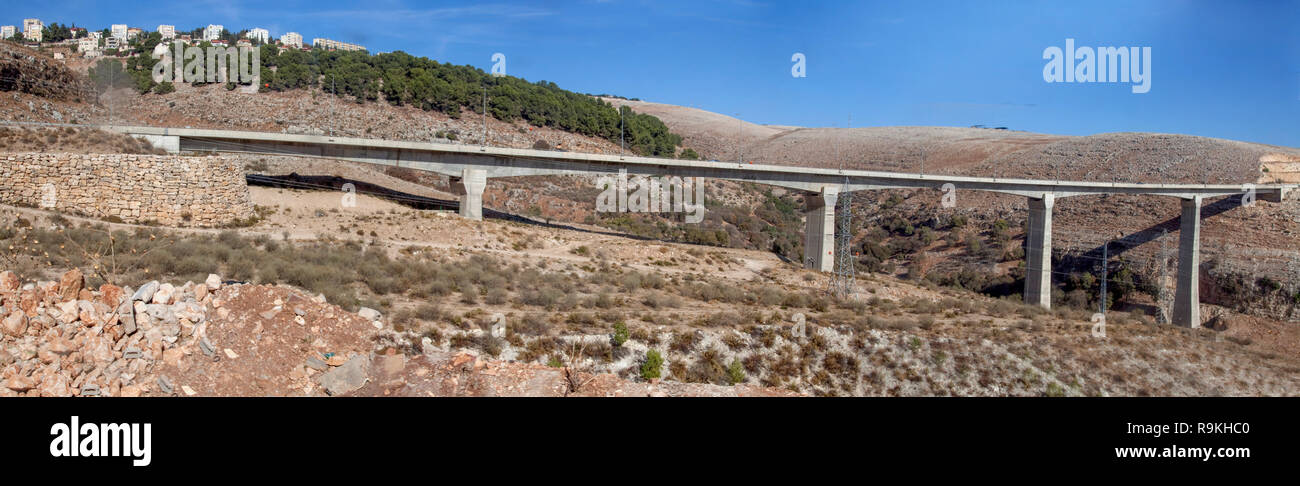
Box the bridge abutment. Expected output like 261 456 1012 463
1024 194 1054 308
803 186 839 272
1173 196 1202 328
451 168 487 221
133 134 180 154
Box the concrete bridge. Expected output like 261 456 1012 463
113 125 1294 328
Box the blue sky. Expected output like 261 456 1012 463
5 0 1298 147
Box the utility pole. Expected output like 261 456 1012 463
620 106 624 154
330 74 335 137
1099 240 1108 315
831 176 856 299
482 86 488 147
1158 229 1171 324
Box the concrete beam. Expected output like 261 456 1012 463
450 168 487 221
803 186 839 272
1024 194 1054 308
106 124 1293 201
1259 186 1290 203
1173 196 1202 328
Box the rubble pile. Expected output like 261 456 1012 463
0 269 222 397
1 269 786 397
0 268 385 397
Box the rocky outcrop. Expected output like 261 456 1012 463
0 41 94 102
0 152 253 227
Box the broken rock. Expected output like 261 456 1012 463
2 311 26 336
0 271 19 292
152 283 175 305
131 281 159 303
358 307 381 322
317 355 370 396
99 284 125 307
57 269 83 302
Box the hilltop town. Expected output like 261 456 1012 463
4 16 361 60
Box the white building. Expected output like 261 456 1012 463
158 25 175 39
105 37 120 50
245 27 269 44
22 18 42 42
77 37 98 53
312 37 365 52
111 24 127 41
280 31 302 48
0 26 14 39
203 24 223 41
127 28 142 40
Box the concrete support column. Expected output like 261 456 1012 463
450 168 487 221
1024 194 1054 308
1173 196 1202 328
803 186 839 273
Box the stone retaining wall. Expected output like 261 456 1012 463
0 153 252 227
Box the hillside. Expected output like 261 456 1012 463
3 196 1297 397
1 40 1299 396
601 98 1300 322
3 39 1300 350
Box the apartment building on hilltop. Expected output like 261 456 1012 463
23 18 42 42
203 24 223 41
280 32 302 48
312 37 365 52
246 27 269 44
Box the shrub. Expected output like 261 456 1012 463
728 359 746 385
460 285 479 304
611 321 629 346
641 349 663 380
485 287 508 305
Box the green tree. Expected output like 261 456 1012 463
641 349 663 380
611 321 629 347
727 359 745 385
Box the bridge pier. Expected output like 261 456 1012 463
803 186 839 272
1024 194 1054 308
1173 196 1202 328
450 168 487 221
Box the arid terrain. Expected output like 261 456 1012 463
0 41 1297 396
